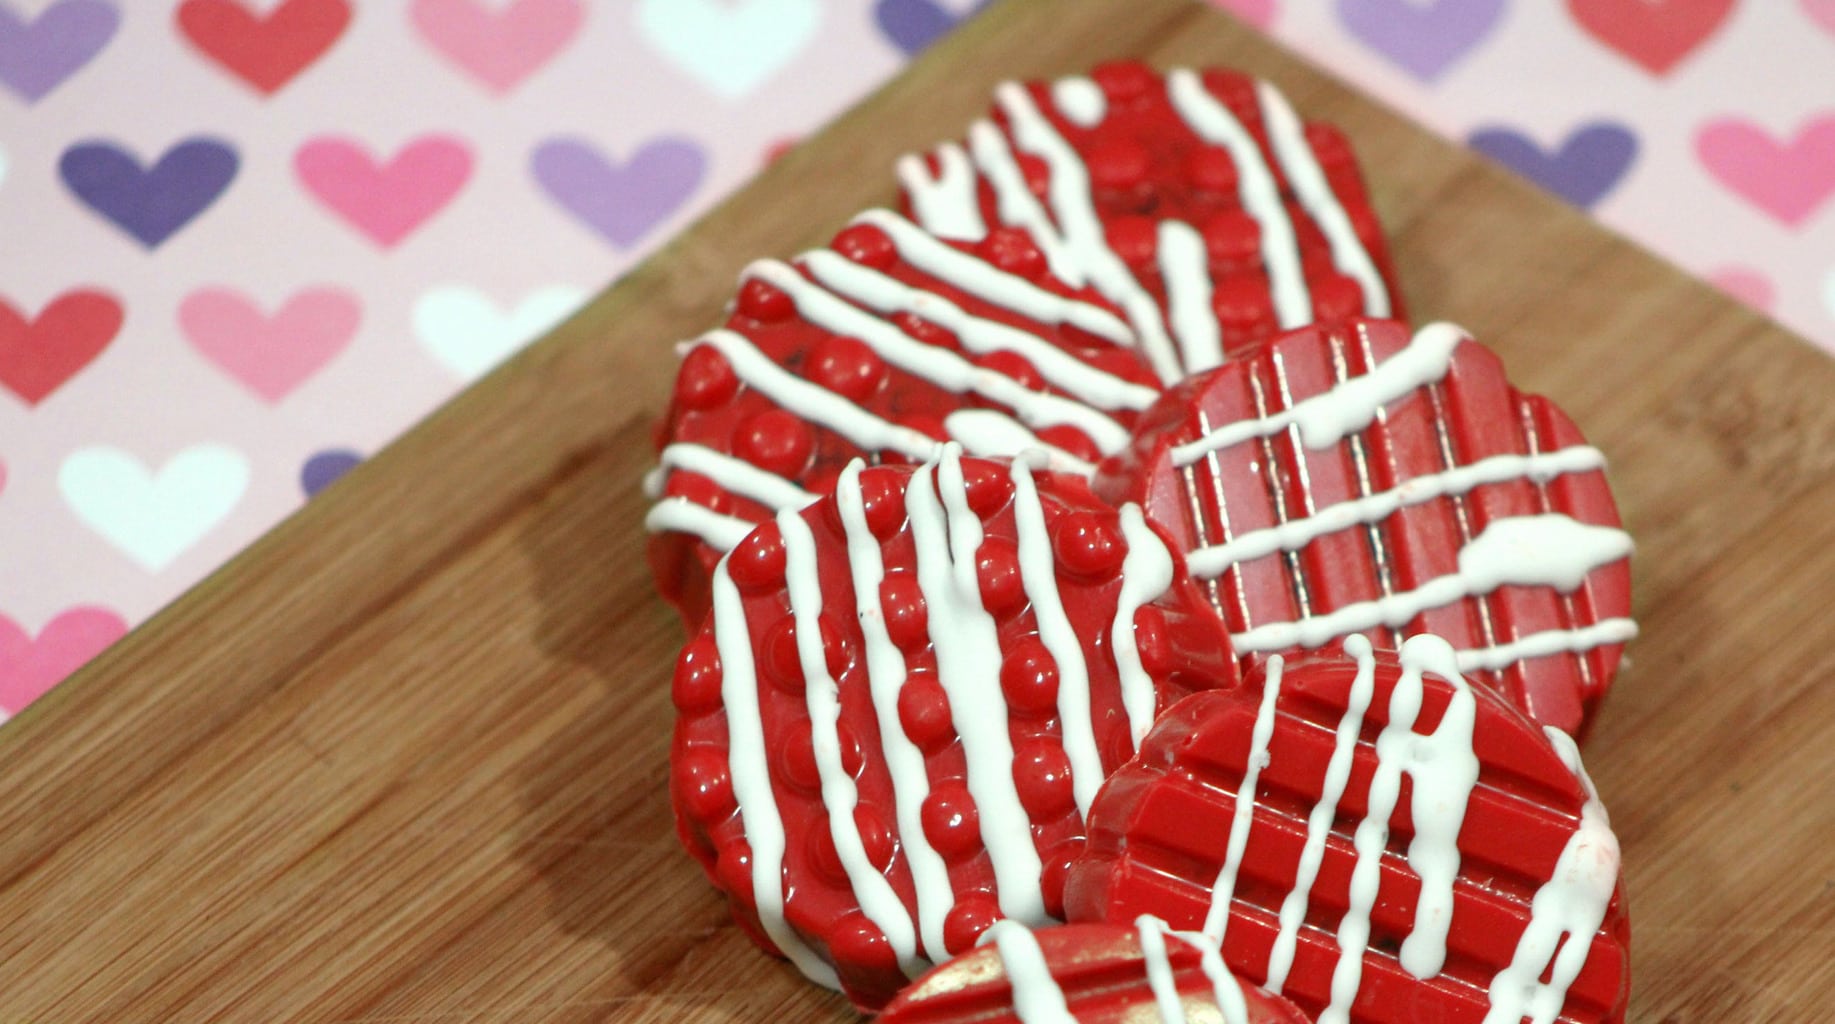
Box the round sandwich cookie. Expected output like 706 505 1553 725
1093 317 1633 738
1066 635 1631 1024
897 60 1403 384
879 917 1310 1024
647 209 1163 626
670 445 1239 1008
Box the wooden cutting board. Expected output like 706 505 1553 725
4 1 1833 1020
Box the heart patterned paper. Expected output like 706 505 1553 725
0 1 1826 731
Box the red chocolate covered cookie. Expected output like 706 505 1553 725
670 446 1239 1008
880 917 1309 1024
898 61 1402 383
1094 318 1633 737
648 209 1163 625
1067 636 1630 1023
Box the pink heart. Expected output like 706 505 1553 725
1803 0 1835 35
410 0 582 94
1696 115 1835 227
0 607 127 716
294 134 473 247
179 286 360 402
1210 0 1277 29
1707 266 1775 312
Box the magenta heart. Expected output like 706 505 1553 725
1804 0 1835 36
295 134 473 247
179 286 360 402
1210 0 1277 30
0 0 119 103
0 606 127 716
530 136 707 248
1696 116 1835 227
1338 0 1505 82
410 0 583 94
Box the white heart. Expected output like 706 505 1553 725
60 445 250 572
1822 266 1835 321
635 0 820 100
413 285 586 381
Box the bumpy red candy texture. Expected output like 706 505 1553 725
878 919 1310 1024
898 60 1404 378
670 450 1240 1009
648 212 1162 627
1066 641 1631 1024
1093 317 1633 738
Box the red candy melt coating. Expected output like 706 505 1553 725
900 60 1404 372
1093 318 1632 738
1066 646 1631 1023
670 453 1240 1009
879 920 1309 1024
649 215 1162 627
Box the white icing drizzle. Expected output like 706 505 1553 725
1263 634 1378 994
910 446 1046 922
1455 619 1640 674
997 81 1185 385
646 442 817 510
941 410 1094 474
709 562 840 988
1320 634 1479 1023
748 258 1128 449
897 143 987 241
687 329 942 461
1165 922 1255 1024
966 119 1086 287
1138 914 1190 1024
1230 514 1632 654
1158 219 1225 375
1164 68 1312 333
1171 322 1469 468
834 461 955 963
1008 458 1104 820
779 507 924 978
1052 75 1108 127
802 246 1147 437
1136 917 1256 1024
852 209 1138 352
1185 446 1609 576
984 921 1078 1024
1482 727 1620 1024
1255 81 1391 319
1111 504 1176 750
1201 654 1285 942
643 497 756 550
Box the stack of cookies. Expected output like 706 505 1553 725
645 62 1634 1024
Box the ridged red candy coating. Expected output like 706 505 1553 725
898 60 1404 380
879 919 1309 1024
669 449 1240 1009
1093 317 1633 737
1066 642 1631 1023
648 211 1163 626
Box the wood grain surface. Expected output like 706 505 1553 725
4 2 1833 1021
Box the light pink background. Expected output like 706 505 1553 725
1 0 1830 722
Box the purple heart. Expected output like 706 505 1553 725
0 0 117 103
60 137 238 248
1338 0 1505 82
531 136 707 249
301 449 361 498
875 0 988 56
1468 122 1638 209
